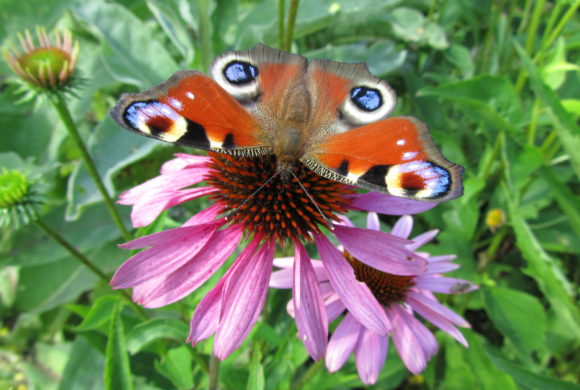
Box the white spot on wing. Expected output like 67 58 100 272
396 139 406 146
186 92 195 100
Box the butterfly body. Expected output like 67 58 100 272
111 44 463 201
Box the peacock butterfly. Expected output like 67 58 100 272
111 44 463 201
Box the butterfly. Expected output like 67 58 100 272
111 44 463 201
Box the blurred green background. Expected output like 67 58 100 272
1 0 579 389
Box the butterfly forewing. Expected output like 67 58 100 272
303 117 463 201
111 70 270 156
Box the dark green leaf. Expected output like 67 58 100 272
104 301 133 390
127 318 189 354
154 346 194 390
75 295 120 331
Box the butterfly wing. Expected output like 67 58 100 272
111 70 270 155
303 116 463 201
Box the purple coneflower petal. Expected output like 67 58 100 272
415 275 478 294
293 242 328 360
111 223 219 288
139 226 244 308
407 292 470 328
314 233 390 335
387 304 428 374
160 154 211 174
428 254 458 263
325 293 346 322
391 215 413 238
333 225 426 275
131 186 218 227
214 239 275 359
406 229 439 251
354 328 388 385
183 203 223 226
270 268 293 288
366 212 380 231
425 262 460 274
349 192 439 215
272 257 295 268
119 168 208 205
326 313 362 372
408 294 468 347
188 279 225 345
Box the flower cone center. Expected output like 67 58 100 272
19 48 69 80
344 251 415 305
205 153 354 243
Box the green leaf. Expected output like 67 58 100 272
58 338 105 390
65 115 159 220
419 75 522 132
483 287 546 359
387 7 448 49
514 42 580 179
104 301 133 390
539 167 580 238
505 188 580 337
127 318 189 354
75 295 120 332
247 345 265 390
154 346 194 390
487 347 580 390
74 1 179 88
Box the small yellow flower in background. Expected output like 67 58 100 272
4 26 79 90
485 208 506 232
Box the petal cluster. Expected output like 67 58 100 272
113 153 449 360
271 213 477 384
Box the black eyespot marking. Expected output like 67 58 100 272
179 119 210 149
336 159 349 176
359 165 391 187
351 86 383 112
222 133 236 149
223 61 259 85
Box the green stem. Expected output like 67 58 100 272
209 355 220 390
278 0 286 50
283 0 300 51
50 93 132 242
515 0 546 93
526 99 541 146
35 217 147 320
292 360 324 389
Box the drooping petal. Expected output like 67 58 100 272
428 255 458 263
391 216 413 239
415 275 478 294
161 154 211 174
272 257 295 268
424 262 460 274
270 268 293 288
366 212 380 231
326 313 362 372
183 203 223 226
406 229 439 251
293 242 328 360
138 225 244 308
387 304 427 375
333 225 426 275
214 239 275 360
349 192 439 215
111 223 219 288
354 328 388 385
188 279 225 345
407 292 470 328
314 233 390 335
119 168 208 205
325 293 346 323
408 294 468 347
131 186 218 227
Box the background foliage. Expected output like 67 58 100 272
1 0 579 389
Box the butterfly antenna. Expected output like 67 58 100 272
225 171 281 222
288 169 335 230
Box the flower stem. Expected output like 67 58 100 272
49 92 132 242
34 217 147 320
209 355 220 390
278 0 286 49
283 0 300 51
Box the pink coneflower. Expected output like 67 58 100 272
271 212 478 384
112 153 438 360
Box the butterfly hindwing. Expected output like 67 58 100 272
111 70 269 156
303 116 463 201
